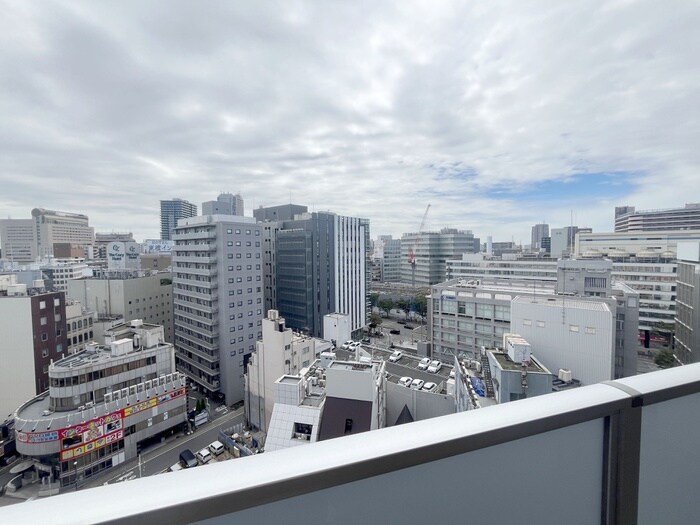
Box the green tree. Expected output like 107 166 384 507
378 298 394 317
369 292 379 307
414 294 428 318
396 298 410 318
654 348 677 368
369 312 382 332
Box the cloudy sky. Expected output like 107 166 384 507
1 1 698 244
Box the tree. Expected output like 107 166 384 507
414 294 428 318
378 298 394 317
369 292 379 308
369 312 382 332
654 348 677 368
396 298 410 318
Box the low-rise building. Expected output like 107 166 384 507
13 320 187 491
65 301 97 354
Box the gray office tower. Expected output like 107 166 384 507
160 198 197 241
261 209 369 339
202 193 244 216
172 215 263 404
531 223 549 251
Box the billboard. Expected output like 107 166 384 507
108 242 141 270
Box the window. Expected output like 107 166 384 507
227 241 233 246
569 325 580 332
54 298 60 306
56 343 63 353
227 229 232 234
42 348 49 358
536 321 545 328
523 319 532 326
39 301 46 310
40 316 47 326
41 333 48 341
344 419 353 435
585 327 596 334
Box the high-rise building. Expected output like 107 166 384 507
674 242 700 364
172 215 263 404
253 204 309 313
67 271 173 342
400 228 478 287
550 226 590 258
0 218 37 262
202 193 244 216
160 198 197 241
531 223 549 251
0 283 67 419
615 203 700 232
274 211 369 339
378 235 402 283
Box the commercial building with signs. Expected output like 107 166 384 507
0 280 67 420
67 271 173 343
13 321 186 491
615 203 700 232
172 215 263 404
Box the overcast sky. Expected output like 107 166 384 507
1 1 699 244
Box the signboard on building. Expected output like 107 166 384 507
143 239 174 254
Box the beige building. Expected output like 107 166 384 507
32 208 94 258
0 218 37 263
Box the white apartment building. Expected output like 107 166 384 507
65 300 97 354
615 203 700 232
245 310 332 432
173 215 263 404
42 259 91 292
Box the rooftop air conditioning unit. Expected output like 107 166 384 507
558 369 573 382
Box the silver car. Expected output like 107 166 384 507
410 378 425 390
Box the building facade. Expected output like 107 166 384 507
0 286 67 419
160 198 197 241
401 228 478 287
531 223 549 251
172 215 263 404
674 242 700 364
202 193 244 216
13 321 187 490
0 218 37 263
32 208 94 259
378 236 402 283
615 203 700 232
275 211 369 339
67 271 173 343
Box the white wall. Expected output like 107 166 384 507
0 299 36 418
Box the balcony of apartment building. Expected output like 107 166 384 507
4 363 698 525
174 231 217 241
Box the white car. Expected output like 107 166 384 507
389 350 403 362
417 357 431 370
410 378 425 390
422 382 438 393
427 360 442 373
341 340 354 350
449 369 455 379
349 341 361 349
398 376 413 387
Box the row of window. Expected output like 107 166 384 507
226 228 260 236
50 356 157 388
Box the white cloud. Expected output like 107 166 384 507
0 0 698 244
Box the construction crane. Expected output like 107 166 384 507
408 204 431 291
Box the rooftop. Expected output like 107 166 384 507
511 295 611 312
490 351 549 373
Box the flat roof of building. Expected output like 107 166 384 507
490 351 549 373
511 295 610 312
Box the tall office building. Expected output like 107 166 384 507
0 219 37 262
172 215 263 404
202 193 244 216
254 204 309 313
274 211 369 339
674 242 700 364
400 228 478 287
376 235 402 283
615 203 700 232
531 223 549 251
160 198 197 241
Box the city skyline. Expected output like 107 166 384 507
1 2 699 243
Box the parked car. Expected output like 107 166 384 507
422 382 438 393
417 357 431 370
398 376 413 387
341 340 354 349
349 341 361 349
361 338 371 344
389 329 400 335
449 369 455 379
410 378 425 390
404 324 414 330
397 320 406 325
427 360 442 373
196 447 212 464
209 441 225 456
389 350 403 362
179 449 197 469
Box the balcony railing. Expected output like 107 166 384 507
3 364 699 525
